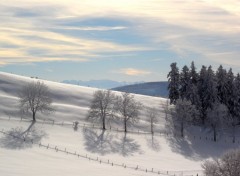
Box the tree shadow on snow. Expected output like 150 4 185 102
145 135 161 152
82 128 141 156
166 124 240 161
0 121 47 150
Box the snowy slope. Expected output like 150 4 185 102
0 72 239 176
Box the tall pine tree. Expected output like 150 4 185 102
188 61 200 107
216 65 228 104
198 65 208 124
226 68 235 117
167 62 180 104
179 65 190 100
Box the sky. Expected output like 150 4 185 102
0 0 239 82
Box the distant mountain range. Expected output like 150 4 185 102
112 81 169 98
61 80 144 89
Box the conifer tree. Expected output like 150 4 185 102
188 61 200 108
205 66 217 110
179 65 190 100
198 65 208 124
226 68 235 116
216 65 228 104
167 62 180 104
189 61 199 85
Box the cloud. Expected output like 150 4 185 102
117 68 151 76
0 0 239 67
47 26 127 31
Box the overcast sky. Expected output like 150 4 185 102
0 0 239 82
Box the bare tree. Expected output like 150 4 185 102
18 81 54 121
202 149 240 176
172 98 198 137
226 115 239 143
115 92 142 133
206 102 228 142
146 106 159 134
87 90 115 130
161 99 171 120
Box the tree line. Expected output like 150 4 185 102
168 62 240 142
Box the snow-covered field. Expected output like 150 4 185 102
0 72 239 176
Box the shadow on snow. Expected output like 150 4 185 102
0 121 47 150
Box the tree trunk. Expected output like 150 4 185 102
124 117 127 133
102 116 106 130
213 126 216 142
232 125 236 143
32 111 36 121
151 122 154 134
181 121 184 137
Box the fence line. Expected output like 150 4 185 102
1 116 240 145
0 128 203 176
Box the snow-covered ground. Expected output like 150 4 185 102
0 72 239 176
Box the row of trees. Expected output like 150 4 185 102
18 82 159 134
87 90 159 133
168 62 240 141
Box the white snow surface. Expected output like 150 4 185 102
0 72 239 176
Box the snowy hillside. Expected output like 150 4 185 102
0 72 239 176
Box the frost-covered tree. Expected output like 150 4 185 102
228 73 240 143
87 90 116 130
205 66 217 110
161 99 171 120
202 149 240 176
216 65 228 104
188 61 200 107
197 66 217 125
173 99 198 137
18 81 54 121
189 61 199 85
198 65 208 124
179 65 190 100
233 73 240 121
167 62 180 104
206 102 228 142
146 107 159 134
226 68 235 116
115 92 142 133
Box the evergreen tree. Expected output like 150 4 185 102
205 66 217 110
226 68 235 116
231 73 240 142
216 65 228 104
189 61 199 85
179 65 190 100
198 65 208 124
233 73 240 121
188 61 200 108
167 62 180 104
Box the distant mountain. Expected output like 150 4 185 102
112 82 169 98
61 80 144 89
